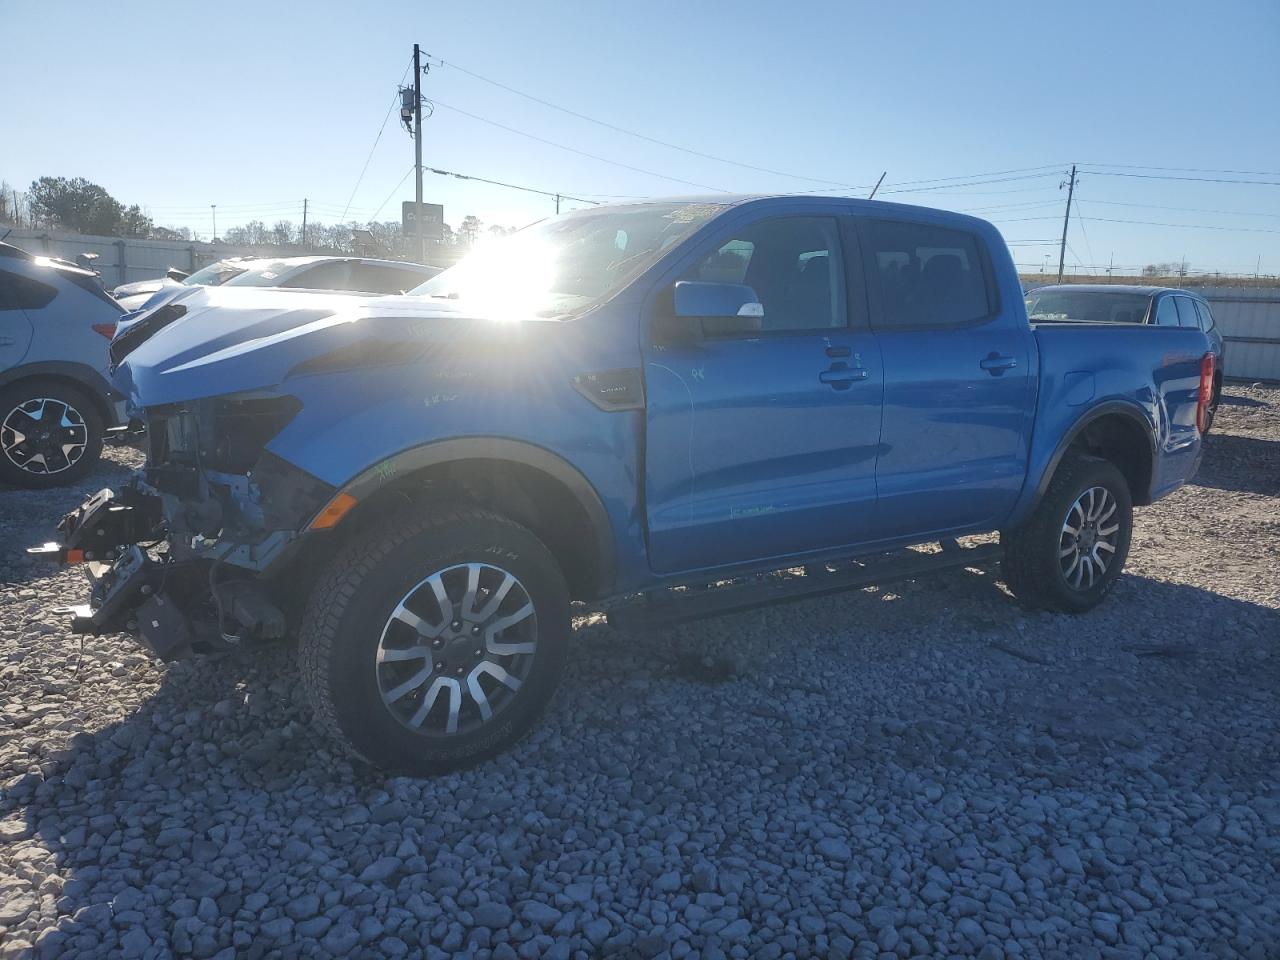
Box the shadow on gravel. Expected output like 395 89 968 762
5 565 1279 956
1219 392 1269 409
1192 433 1280 496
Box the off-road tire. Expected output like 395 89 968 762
1001 454 1133 613
0 378 104 489
298 503 571 775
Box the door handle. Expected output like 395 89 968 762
980 353 1018 374
820 365 870 387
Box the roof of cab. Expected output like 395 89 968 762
1031 283 1206 300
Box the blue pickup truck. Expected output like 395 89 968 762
36 196 1216 774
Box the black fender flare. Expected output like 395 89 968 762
1034 399 1158 506
0 361 120 426
337 437 617 595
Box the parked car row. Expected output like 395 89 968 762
0 245 441 487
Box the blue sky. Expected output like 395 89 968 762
4 0 1278 275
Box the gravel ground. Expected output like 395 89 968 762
1 386 1277 960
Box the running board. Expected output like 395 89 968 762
607 542 1003 631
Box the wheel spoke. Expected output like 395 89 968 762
459 564 482 621
1059 542 1076 558
1063 551 1081 581
381 666 432 703
1092 544 1110 572
392 604 445 638
1098 523 1119 536
409 676 460 728
1083 556 1095 587
471 572 516 623
377 644 432 664
1095 540 1115 554
426 573 453 625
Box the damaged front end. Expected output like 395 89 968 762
30 393 337 660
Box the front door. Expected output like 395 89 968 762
855 216 1034 539
643 214 884 573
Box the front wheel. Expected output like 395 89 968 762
1001 454 1133 613
299 504 571 775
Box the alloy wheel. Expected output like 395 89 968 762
1059 485 1120 590
1 398 89 475
375 562 538 737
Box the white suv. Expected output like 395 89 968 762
0 242 124 488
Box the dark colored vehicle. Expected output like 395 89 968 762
31 197 1216 775
1026 284 1224 428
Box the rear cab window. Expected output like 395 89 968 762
858 219 992 329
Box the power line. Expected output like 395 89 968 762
423 166 600 206
369 166 415 220
341 57 413 222
1076 214 1280 235
427 53 871 190
430 97 730 193
883 172 1062 195
1079 198 1280 219
1085 171 1280 187
1080 162 1280 178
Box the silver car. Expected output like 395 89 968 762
0 242 124 488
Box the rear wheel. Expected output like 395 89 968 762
299 504 570 775
1001 454 1133 613
0 378 103 488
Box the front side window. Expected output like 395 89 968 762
0 269 57 312
412 201 727 319
861 220 991 329
1154 296 1180 326
686 216 845 335
224 260 302 287
349 264 421 294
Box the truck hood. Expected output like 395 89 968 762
111 285 495 410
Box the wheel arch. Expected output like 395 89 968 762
1036 401 1157 508
0 362 118 428
323 438 616 601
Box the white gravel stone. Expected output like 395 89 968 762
1 391 1278 956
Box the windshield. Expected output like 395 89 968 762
222 260 299 287
184 261 249 286
1026 290 1152 323
408 201 727 318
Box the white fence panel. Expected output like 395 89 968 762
1189 287 1280 382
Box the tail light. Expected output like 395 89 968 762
1196 352 1215 434
91 323 116 339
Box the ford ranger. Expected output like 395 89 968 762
31 196 1216 774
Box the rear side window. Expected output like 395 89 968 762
1154 297 1180 327
0 269 57 311
1194 300 1215 331
349 264 420 294
281 261 354 290
860 219 991 329
1174 297 1200 329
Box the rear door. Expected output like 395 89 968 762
642 211 884 573
856 216 1034 538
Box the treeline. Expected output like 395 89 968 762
0 176 513 256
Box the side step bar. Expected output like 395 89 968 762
607 542 1003 631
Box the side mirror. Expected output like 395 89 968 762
166 267 191 281
654 281 765 343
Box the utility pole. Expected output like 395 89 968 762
211 204 217 244
1107 252 1114 283
555 193 560 215
301 199 308 247
867 171 887 200
413 43 425 265
1056 164 1077 283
